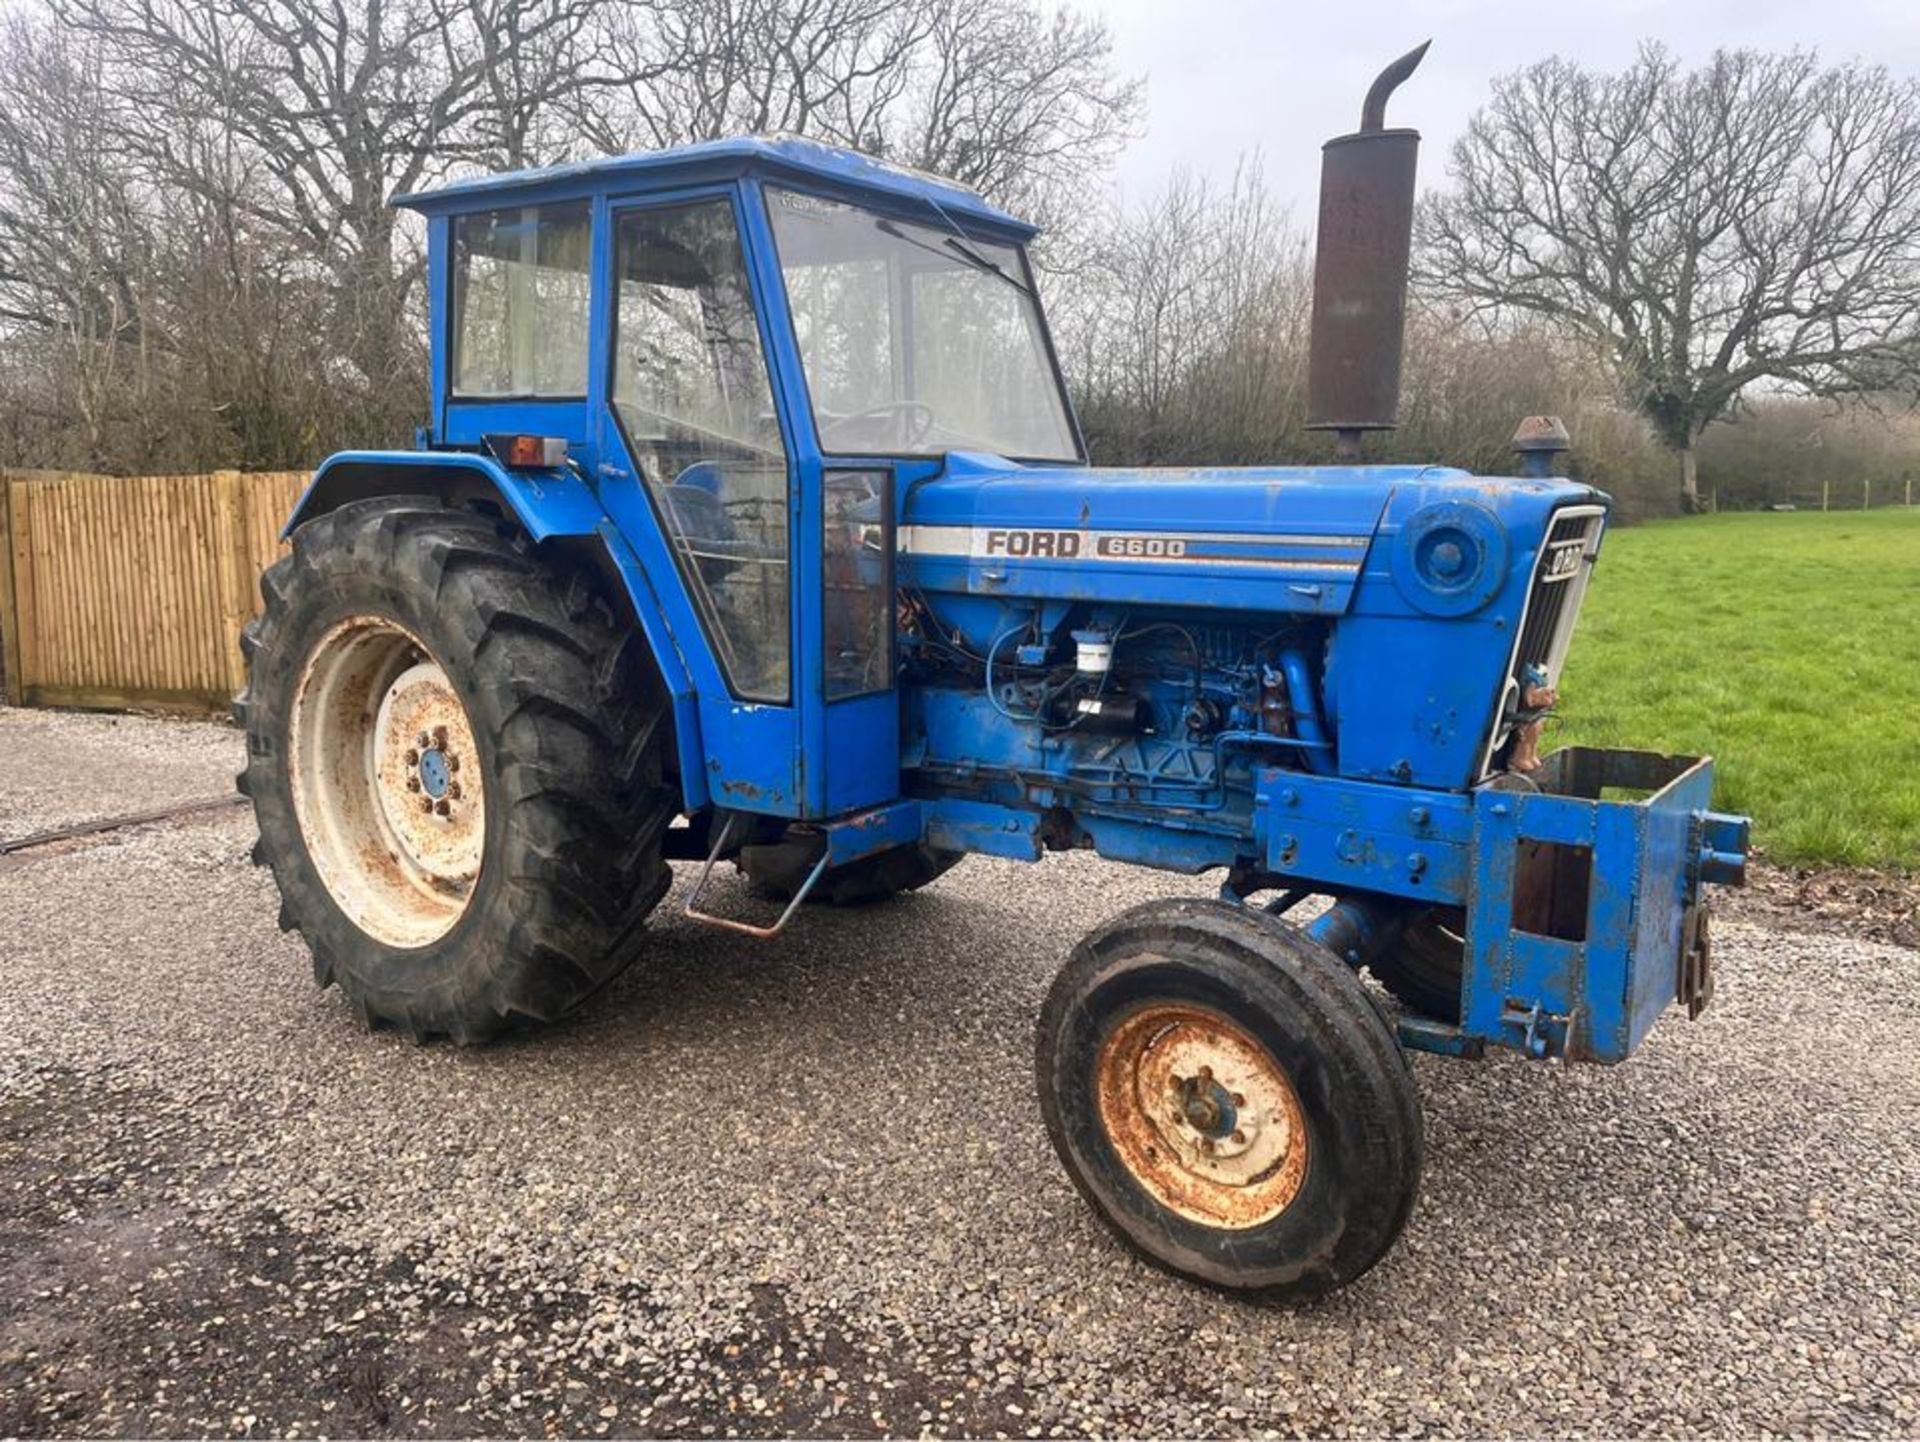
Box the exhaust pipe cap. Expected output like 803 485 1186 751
1511 415 1572 478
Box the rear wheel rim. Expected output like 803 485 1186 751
288 616 485 948
1094 1001 1309 1229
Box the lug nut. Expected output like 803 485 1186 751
406 777 421 792
417 731 430 748
1231 1129 1247 1145
1231 1092 1245 1106
420 796 434 813
448 782 462 800
434 799 450 816
432 726 449 747
405 748 419 765
446 754 460 772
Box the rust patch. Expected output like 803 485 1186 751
1094 1003 1308 1230
286 615 481 948
369 668 483 885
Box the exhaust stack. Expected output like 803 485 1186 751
1307 42 1430 460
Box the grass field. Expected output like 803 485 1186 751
1554 508 1919 870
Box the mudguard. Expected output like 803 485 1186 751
285 450 605 542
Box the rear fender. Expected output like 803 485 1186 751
286 450 601 542
286 450 709 810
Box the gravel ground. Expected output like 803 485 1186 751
0 707 238 837
2 706 1917 1438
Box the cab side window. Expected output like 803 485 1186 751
612 201 791 703
451 203 591 396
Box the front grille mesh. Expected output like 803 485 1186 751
1515 511 1598 679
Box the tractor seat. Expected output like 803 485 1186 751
662 467 784 568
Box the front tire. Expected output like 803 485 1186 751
236 496 677 1042
1036 898 1422 1297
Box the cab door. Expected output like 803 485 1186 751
590 189 807 816
745 182 904 818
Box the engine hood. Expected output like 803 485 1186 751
898 451 1600 617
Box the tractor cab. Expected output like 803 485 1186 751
391 138 1083 821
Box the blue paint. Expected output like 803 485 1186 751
418 748 450 799
822 799 924 866
394 136 1034 240
1181 1079 1238 1139
1277 651 1333 775
1305 896 1408 967
273 134 1749 1069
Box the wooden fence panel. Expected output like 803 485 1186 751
0 469 307 714
243 472 309 581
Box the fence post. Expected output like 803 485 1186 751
1864 478 1871 511
210 469 255 697
1822 478 1830 511
0 472 21 707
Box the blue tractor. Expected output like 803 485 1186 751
238 46 1749 1297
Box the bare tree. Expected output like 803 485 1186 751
1418 46 1920 507
0 14 367 471
1051 156 1675 514
46 0 610 397
1060 160 1309 462
580 0 931 154
578 0 1139 241
902 0 1138 237
0 15 174 467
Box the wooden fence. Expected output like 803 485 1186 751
0 469 307 714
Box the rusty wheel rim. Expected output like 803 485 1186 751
288 616 485 949
1094 1002 1309 1229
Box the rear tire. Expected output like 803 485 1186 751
737 841 962 906
1036 898 1421 1298
236 495 677 1042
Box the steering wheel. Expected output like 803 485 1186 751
821 400 935 449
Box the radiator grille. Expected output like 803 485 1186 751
1514 510 1598 679
1480 506 1605 777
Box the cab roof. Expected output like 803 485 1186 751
393 134 1037 239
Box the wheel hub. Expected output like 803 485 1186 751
418 746 451 799
288 617 485 949
1174 1071 1238 1140
1095 1003 1309 1229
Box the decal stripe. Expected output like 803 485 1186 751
898 525 1367 572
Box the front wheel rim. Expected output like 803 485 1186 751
1094 1001 1309 1229
287 616 485 948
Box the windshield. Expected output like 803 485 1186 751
765 188 1081 461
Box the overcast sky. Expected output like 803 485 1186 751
1081 0 1920 214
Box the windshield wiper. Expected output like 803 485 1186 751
941 235 1032 293
875 215 1033 297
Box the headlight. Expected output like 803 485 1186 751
1390 501 1508 616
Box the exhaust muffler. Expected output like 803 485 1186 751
1306 41 1430 459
